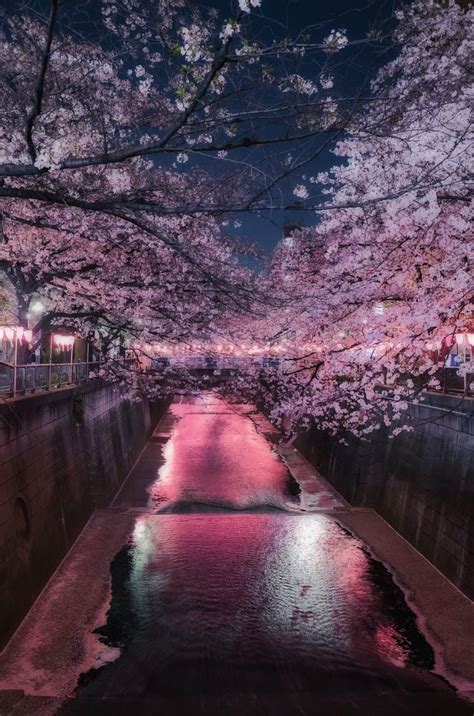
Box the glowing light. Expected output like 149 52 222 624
31 301 45 314
53 334 75 349
0 325 32 343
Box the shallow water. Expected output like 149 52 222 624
68 396 468 713
80 512 435 696
149 397 298 511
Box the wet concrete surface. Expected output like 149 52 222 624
0 395 473 715
338 507 474 702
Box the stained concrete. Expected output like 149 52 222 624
277 442 474 700
0 383 169 648
336 507 474 701
295 393 474 598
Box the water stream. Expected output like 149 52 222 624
68 395 467 713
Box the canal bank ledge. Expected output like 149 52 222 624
275 438 474 703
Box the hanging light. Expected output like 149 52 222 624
53 334 75 349
455 333 466 347
0 325 34 343
467 333 474 347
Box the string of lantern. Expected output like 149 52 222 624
53 334 75 349
0 326 33 343
427 333 474 351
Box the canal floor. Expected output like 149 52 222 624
0 395 473 714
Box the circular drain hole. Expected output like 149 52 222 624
13 497 31 541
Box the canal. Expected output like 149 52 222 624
0 395 471 714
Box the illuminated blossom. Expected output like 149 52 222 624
323 29 348 52
293 185 309 199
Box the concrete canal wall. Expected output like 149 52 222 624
0 383 168 648
295 393 474 599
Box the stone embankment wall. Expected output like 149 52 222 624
0 383 168 648
295 393 474 599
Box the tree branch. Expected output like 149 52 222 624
25 0 59 163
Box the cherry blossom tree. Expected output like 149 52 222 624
232 0 473 438
0 166 257 377
2 0 471 428
0 0 369 205
0 0 386 385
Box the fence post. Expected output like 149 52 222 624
12 332 18 396
48 333 53 389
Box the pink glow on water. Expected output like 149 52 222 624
150 395 294 511
126 512 414 674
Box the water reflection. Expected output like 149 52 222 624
150 396 297 511
82 513 434 702
72 396 465 713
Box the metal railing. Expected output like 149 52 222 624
0 361 102 398
149 356 282 370
436 367 474 397
2 360 471 401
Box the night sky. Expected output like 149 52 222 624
8 0 401 255
207 0 400 253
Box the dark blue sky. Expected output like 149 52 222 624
204 0 400 255
12 0 400 257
